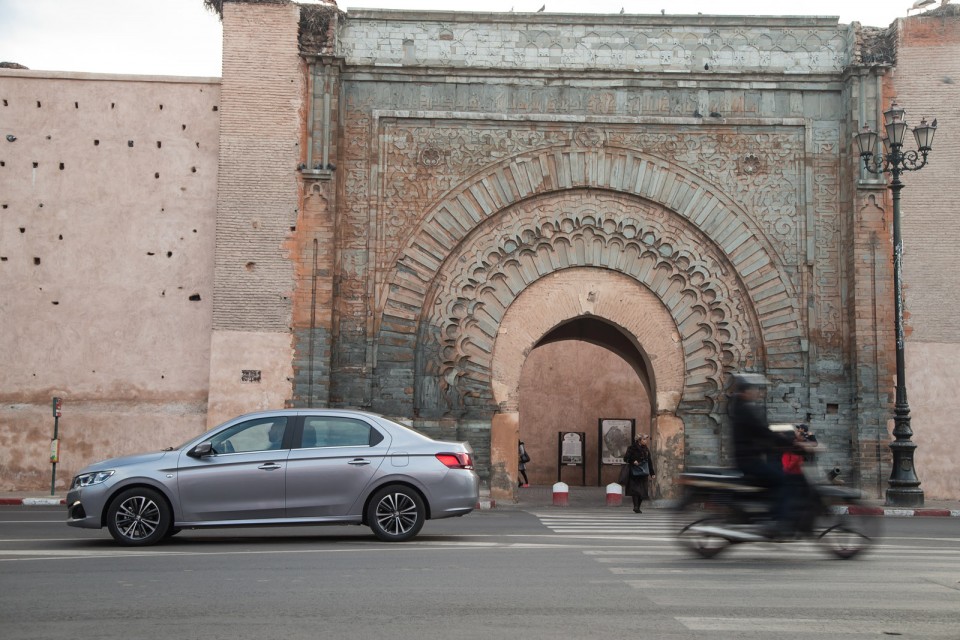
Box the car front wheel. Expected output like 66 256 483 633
367 486 425 542
106 487 171 546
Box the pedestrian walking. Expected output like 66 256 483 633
518 440 530 487
623 434 655 513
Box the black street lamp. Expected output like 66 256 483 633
854 102 937 507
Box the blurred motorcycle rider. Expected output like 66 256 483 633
728 373 789 533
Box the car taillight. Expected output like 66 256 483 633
436 452 474 470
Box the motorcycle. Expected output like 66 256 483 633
674 427 880 559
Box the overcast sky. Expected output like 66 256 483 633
0 0 934 77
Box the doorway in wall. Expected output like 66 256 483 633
517 317 652 487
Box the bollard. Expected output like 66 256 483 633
552 482 569 506
605 482 623 506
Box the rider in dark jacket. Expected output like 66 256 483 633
728 373 788 530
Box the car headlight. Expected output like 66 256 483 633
71 470 115 489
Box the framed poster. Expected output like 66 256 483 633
560 432 584 465
557 432 587 485
599 419 634 465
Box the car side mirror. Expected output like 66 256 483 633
188 442 214 458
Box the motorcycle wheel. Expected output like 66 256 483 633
816 516 875 559
677 516 732 558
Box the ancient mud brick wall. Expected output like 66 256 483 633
0 70 220 489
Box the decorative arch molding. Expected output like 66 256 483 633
410 191 774 418
375 145 805 418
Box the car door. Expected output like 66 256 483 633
176 416 291 523
285 415 389 518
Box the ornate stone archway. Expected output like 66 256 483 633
372 145 804 492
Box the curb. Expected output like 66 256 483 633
476 498 496 510
831 505 960 517
0 498 66 506
2 497 957 516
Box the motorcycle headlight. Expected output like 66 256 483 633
71 470 115 489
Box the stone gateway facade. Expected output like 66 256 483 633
3 1 959 502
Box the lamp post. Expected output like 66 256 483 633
854 102 937 507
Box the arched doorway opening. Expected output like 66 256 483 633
518 317 653 487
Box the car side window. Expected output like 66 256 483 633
300 417 382 448
210 417 288 454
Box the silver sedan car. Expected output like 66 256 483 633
66 409 479 546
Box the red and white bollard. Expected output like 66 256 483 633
605 483 623 507
552 482 569 506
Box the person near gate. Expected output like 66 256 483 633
623 434 656 513
518 441 530 488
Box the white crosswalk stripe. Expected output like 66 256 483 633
532 509 960 637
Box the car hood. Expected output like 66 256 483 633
79 451 172 473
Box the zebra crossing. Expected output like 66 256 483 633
532 509 679 539
531 509 960 637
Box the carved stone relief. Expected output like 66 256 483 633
378 122 804 274
411 191 765 415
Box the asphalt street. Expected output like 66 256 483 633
1 505 958 640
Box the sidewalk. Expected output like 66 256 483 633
4 486 959 516
489 484 960 516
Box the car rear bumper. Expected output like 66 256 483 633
430 471 480 519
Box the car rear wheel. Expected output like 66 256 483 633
367 485 425 542
106 487 171 546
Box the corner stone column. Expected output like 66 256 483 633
489 411 520 502
653 413 684 500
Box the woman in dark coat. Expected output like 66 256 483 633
623 434 656 513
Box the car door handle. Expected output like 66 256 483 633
258 463 282 471
347 458 371 466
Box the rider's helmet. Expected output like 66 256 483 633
728 372 768 394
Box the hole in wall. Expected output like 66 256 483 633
38 203 43 208
2 100 7 106
52 301 59 305
827 403 839 415
166 251 173 258
157 141 162 148
36 101 41 108
33 257 41 265
188 293 201 301
0 257 7 261
191 166 196 173
59 163 64 170
128 140 134 147
58 235 62 240
147 252 155 256
32 162 38 168
155 172 160 179
111 103 115 109
241 370 261 383
181 124 186 130
159 104 163 110
94 140 99 146
245 261 256 271
74 102 79 108
212 106 218 111
19 227 25 233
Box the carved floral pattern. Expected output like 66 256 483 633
409 192 770 415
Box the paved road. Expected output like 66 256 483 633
1 506 957 639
